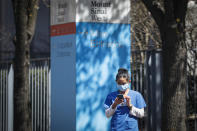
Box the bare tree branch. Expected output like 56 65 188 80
26 0 40 44
141 0 164 28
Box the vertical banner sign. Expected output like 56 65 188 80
51 0 76 131
51 0 131 131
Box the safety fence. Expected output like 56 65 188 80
0 58 51 131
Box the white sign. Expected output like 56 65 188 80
76 0 130 23
51 0 131 25
51 0 76 25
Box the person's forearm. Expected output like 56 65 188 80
129 106 144 118
105 105 117 118
111 102 118 109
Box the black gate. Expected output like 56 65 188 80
131 48 197 131
131 49 162 131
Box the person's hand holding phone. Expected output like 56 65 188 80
112 94 124 109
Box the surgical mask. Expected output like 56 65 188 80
116 83 130 91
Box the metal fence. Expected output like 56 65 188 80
0 62 9 131
186 48 197 131
131 49 162 131
131 49 197 131
0 58 51 131
187 73 197 131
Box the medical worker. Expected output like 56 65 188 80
104 68 146 131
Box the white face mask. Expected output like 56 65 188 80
116 83 130 91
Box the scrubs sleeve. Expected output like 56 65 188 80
136 93 146 109
104 94 112 110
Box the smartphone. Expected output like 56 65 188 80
117 94 124 99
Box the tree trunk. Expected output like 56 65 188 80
140 1 188 130
13 0 39 130
161 18 187 131
14 1 31 131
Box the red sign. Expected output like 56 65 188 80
51 22 76 36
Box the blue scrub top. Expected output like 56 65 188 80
104 90 146 131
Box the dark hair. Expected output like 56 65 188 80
116 68 130 81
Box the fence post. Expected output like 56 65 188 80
146 49 162 131
146 50 152 131
154 49 162 131
8 64 13 131
48 70 51 131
